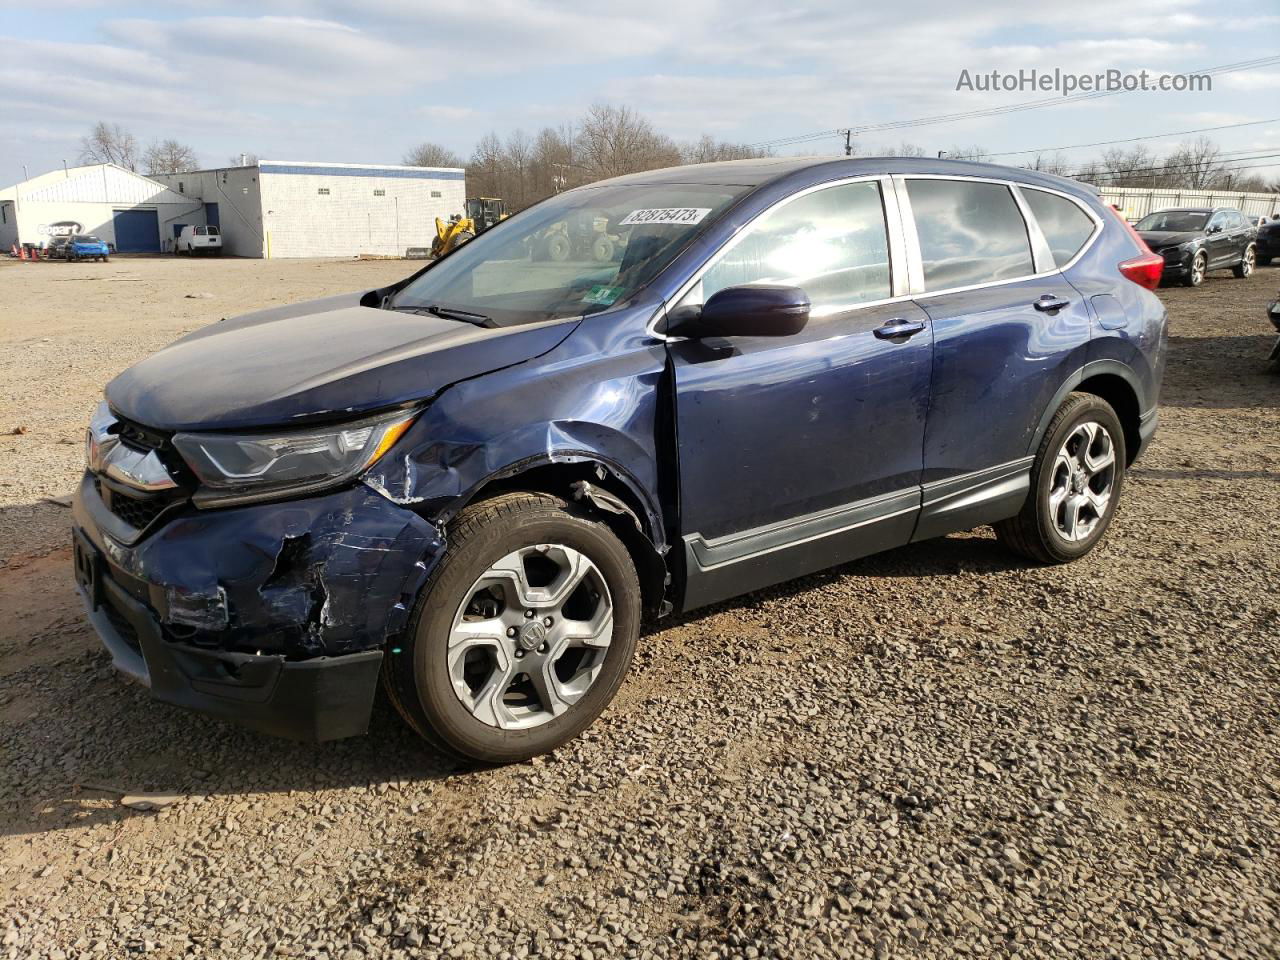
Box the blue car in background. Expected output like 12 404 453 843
66 234 110 262
72 156 1168 763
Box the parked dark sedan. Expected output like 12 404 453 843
1256 214 1280 266
1135 206 1257 286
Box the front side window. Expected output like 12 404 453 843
392 182 749 326
907 179 1034 290
1207 212 1228 231
691 181 892 316
1022 189 1097 267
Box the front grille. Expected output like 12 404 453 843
94 478 182 531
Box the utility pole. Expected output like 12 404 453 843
843 130 853 157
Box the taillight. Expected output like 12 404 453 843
1106 205 1164 291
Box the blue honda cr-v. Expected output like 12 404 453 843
73 157 1167 762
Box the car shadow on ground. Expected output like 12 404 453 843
651 529 1027 634
0 507 1026 839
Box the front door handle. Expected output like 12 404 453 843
1034 294 1071 313
873 317 927 341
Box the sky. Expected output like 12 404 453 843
4 0 1280 186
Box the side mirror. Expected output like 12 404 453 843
1207 224 1222 234
667 284 810 339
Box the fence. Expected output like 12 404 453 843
1097 186 1280 221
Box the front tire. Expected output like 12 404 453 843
1232 244 1256 278
1183 250 1207 287
995 393 1126 564
383 492 641 764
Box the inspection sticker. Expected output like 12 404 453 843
582 284 624 306
619 207 712 226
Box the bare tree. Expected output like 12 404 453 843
878 142 928 157
575 104 680 181
680 135 771 165
1162 136 1223 190
1096 146 1158 187
144 139 199 175
403 142 464 168
79 122 140 170
1027 152 1074 176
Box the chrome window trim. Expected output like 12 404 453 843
645 172 1106 340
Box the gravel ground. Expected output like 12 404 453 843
1 256 1278 959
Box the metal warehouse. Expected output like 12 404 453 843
153 160 466 258
0 164 199 254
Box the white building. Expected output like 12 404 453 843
154 160 466 258
0 164 201 254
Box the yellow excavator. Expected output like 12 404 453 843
430 197 508 258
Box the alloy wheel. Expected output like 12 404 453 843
1191 252 1206 285
447 544 613 730
1048 421 1116 543
1242 247 1255 277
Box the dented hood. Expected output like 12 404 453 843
106 293 579 431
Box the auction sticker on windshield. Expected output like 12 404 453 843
619 208 711 226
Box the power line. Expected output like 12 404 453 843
750 55 1280 149
972 117 1280 160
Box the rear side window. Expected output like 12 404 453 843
1022 189 1096 267
698 181 892 316
906 179 1034 290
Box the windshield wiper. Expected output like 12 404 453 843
390 303 498 328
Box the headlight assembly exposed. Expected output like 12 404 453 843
173 408 417 506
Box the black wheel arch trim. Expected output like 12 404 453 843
1029 360 1150 462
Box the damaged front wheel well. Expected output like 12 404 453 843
466 462 670 619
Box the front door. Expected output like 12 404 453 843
669 179 931 610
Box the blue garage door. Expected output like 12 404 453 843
204 202 220 229
112 209 160 253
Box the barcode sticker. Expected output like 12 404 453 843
619 207 711 226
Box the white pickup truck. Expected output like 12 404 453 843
175 225 222 256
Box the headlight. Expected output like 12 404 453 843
173 408 417 507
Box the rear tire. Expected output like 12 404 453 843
383 491 641 764
995 393 1126 564
1232 244 1256 278
1259 254 1274 266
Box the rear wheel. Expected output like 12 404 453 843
1232 243 1256 278
383 492 641 764
995 393 1126 564
1183 250 1207 287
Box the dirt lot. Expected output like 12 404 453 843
1 255 1278 959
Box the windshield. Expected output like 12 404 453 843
72 235 102 243
1136 211 1208 232
391 182 751 325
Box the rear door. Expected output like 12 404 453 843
899 176 1098 540
669 177 933 609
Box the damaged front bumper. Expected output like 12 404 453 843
72 472 443 741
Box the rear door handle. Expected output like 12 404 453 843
1034 294 1071 313
873 317 927 341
